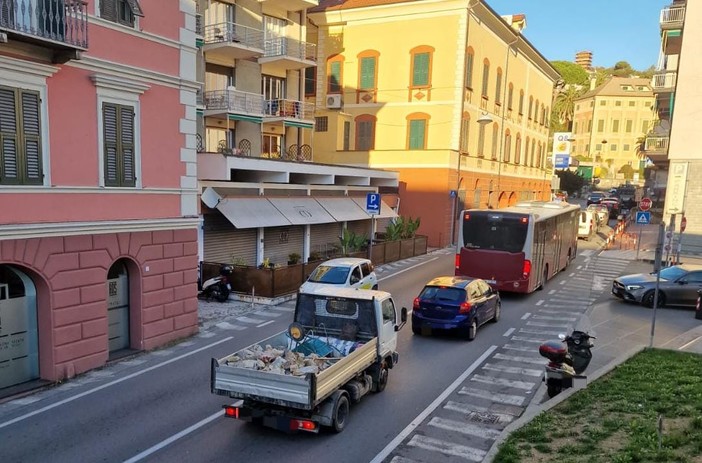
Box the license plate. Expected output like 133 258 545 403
485 279 496 284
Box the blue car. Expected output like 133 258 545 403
411 276 501 341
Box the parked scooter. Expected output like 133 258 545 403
538 330 596 398
198 264 233 302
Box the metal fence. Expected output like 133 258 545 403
0 0 88 48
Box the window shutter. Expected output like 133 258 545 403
465 53 473 88
120 106 136 187
329 61 341 93
360 57 375 90
408 120 425 150
125 0 145 17
101 0 117 21
0 88 19 184
357 121 374 151
20 91 42 184
103 103 119 186
412 53 429 86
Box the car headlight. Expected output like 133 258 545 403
625 285 643 291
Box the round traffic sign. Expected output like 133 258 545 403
681 216 687 233
639 197 652 211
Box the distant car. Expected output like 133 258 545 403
586 204 609 225
600 197 621 218
411 276 500 341
612 264 702 308
301 257 378 292
586 192 606 205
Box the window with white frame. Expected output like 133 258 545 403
99 0 144 27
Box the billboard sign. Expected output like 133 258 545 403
552 132 572 170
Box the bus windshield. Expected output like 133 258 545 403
462 213 528 253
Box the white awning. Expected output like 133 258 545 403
350 197 399 219
216 197 292 228
268 197 336 225
315 197 370 222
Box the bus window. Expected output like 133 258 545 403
462 214 528 253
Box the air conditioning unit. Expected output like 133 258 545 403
326 94 342 109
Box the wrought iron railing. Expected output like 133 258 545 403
644 135 669 153
203 22 264 50
205 88 264 115
263 99 315 120
660 5 685 26
263 37 316 62
651 71 677 91
0 0 88 48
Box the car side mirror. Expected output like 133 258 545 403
395 307 408 331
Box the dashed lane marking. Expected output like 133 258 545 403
256 320 275 328
502 344 540 353
521 312 531 320
502 328 515 337
535 300 544 306
236 316 267 324
458 387 525 406
548 289 557 295
531 315 577 321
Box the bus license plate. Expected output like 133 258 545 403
485 279 496 284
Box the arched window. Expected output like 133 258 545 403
503 129 511 163
406 112 430 150
514 134 522 165
355 114 376 150
528 96 534 120
357 50 380 91
495 67 503 104
518 90 524 115
525 137 530 166
465 47 475 89
460 112 470 153
491 123 499 160
327 54 344 94
481 58 490 99
507 83 514 110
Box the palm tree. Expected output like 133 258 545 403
552 85 585 130
634 135 647 159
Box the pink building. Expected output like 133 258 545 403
0 0 200 395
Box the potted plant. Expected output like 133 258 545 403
288 252 301 265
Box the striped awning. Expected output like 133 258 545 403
284 120 314 129
228 114 263 123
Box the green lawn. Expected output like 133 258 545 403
493 349 702 463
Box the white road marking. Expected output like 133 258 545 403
443 400 515 422
253 310 282 318
535 299 544 306
428 417 502 439
197 331 216 338
502 327 515 337
560 280 566 285
577 265 582 269
377 257 439 282
256 320 275 328
390 457 419 463
569 272 576 277
369 346 497 463
494 353 544 365
520 328 565 336
407 435 486 462
592 275 607 290
471 375 535 391
526 321 570 329
548 289 557 295
532 315 577 321
215 322 246 331
0 337 234 430
679 336 702 351
482 363 543 377
458 387 525 406
123 411 223 463
511 336 549 343
502 343 540 353
236 316 267 324
521 312 531 320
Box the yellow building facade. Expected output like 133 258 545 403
571 77 654 187
307 0 559 247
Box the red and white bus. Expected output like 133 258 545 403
455 201 580 293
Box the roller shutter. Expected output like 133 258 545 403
203 212 257 265
263 226 304 266
310 222 342 257
348 220 371 239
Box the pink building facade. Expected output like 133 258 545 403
0 0 200 394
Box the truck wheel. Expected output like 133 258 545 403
371 363 389 393
331 394 350 433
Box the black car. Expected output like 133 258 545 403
600 197 621 218
586 192 606 205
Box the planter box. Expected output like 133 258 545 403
370 242 386 265
413 235 428 256
272 263 304 296
385 240 401 263
400 239 414 259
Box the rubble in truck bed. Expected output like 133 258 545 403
225 339 363 376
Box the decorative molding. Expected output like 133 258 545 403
90 74 150 94
0 186 197 194
0 218 200 241
0 55 59 78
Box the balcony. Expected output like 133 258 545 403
0 0 88 63
263 99 315 127
258 0 319 13
660 5 685 30
204 88 265 122
644 135 669 165
259 37 316 74
203 22 264 62
651 71 677 93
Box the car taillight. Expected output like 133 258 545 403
459 302 472 314
413 297 420 310
455 254 460 269
523 260 532 279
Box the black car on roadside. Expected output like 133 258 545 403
586 192 606 205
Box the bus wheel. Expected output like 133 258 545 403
538 267 548 290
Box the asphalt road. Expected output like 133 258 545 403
0 243 698 463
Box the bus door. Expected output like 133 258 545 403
533 223 546 286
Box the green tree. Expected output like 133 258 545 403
611 60 634 77
618 164 635 181
551 61 590 85
555 170 585 195
552 85 584 130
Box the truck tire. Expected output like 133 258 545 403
331 393 350 433
370 362 389 393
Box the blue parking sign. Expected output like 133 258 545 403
366 193 380 215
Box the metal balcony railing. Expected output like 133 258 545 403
0 0 88 48
205 88 264 115
263 37 316 62
203 22 264 50
196 86 204 106
651 71 677 91
645 135 669 153
264 99 315 120
660 5 685 27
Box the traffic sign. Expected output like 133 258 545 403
639 197 652 211
636 211 651 225
681 216 687 233
366 193 380 215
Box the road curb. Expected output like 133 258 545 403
483 343 647 462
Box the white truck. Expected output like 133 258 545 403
210 286 407 433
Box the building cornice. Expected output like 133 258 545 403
0 218 200 241
0 55 59 78
90 74 151 94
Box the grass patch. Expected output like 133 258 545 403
493 348 702 463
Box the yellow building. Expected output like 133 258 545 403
571 77 654 187
307 0 559 247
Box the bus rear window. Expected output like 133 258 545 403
462 214 528 253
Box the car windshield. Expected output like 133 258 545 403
419 286 465 302
658 266 687 281
308 265 350 284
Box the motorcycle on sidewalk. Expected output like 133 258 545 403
538 330 596 398
198 264 233 303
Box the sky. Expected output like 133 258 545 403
486 0 667 70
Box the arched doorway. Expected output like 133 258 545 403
498 192 509 208
107 260 130 354
0 265 39 390
508 192 518 206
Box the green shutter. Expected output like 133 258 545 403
20 91 42 184
329 61 341 93
120 106 136 187
360 57 376 90
409 119 425 150
412 53 429 86
0 88 19 184
101 0 117 21
465 53 473 88
103 103 120 186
